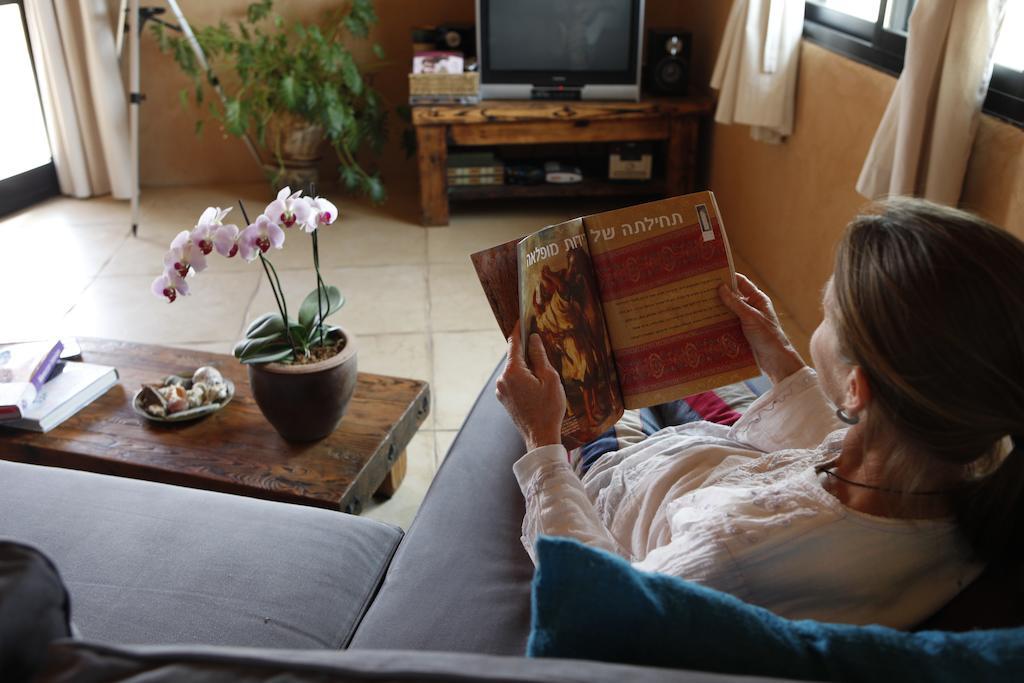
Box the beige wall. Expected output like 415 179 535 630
709 41 1024 340
137 0 703 189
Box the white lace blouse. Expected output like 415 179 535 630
512 368 984 628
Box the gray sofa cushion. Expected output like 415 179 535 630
0 541 72 682
0 459 402 649
42 640 797 682
350 361 535 654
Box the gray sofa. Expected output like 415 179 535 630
2 363 1017 682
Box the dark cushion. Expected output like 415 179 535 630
41 640 796 683
0 459 402 649
350 360 536 654
0 541 72 682
528 537 1024 682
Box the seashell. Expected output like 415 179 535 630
186 384 208 408
145 404 166 417
158 384 185 401
166 394 189 414
209 383 229 402
163 375 186 387
192 366 223 386
160 384 188 413
138 385 168 410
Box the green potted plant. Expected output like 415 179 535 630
154 0 388 201
152 187 357 442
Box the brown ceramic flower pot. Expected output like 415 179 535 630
247 330 358 442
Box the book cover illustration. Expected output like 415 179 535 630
518 219 622 442
470 237 521 339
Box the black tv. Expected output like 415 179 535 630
476 0 646 101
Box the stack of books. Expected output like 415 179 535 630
448 151 505 187
0 339 118 433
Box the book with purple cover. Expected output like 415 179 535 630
2 360 118 433
0 340 64 421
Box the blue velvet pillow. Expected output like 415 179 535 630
528 536 1024 682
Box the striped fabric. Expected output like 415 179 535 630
575 376 771 476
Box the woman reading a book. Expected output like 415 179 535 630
496 198 1024 628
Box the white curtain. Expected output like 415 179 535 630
23 0 130 199
856 0 1007 204
711 0 807 144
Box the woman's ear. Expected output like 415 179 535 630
842 366 871 415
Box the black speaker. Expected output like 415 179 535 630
412 24 476 59
645 29 692 96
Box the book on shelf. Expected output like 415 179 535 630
470 191 758 444
447 151 505 185
1 360 118 433
448 174 504 186
0 339 64 421
447 165 505 178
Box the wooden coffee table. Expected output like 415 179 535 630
0 339 430 514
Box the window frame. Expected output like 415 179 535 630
0 0 59 219
803 1 1024 127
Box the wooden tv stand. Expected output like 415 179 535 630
411 95 715 226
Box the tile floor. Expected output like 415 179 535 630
0 184 809 529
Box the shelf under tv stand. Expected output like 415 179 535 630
411 95 715 226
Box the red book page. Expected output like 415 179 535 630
583 192 758 408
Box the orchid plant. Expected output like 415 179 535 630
152 187 344 365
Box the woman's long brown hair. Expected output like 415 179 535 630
832 198 1024 563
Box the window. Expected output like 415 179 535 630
804 0 1024 126
0 0 58 217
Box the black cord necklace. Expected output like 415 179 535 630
817 463 960 497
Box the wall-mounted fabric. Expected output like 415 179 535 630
23 0 130 199
711 0 807 144
856 0 1008 205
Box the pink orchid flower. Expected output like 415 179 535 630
265 186 314 230
151 268 190 303
239 214 285 261
191 206 234 255
164 230 208 278
299 196 339 232
213 224 242 258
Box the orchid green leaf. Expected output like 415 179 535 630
244 312 285 338
298 285 344 329
239 346 292 365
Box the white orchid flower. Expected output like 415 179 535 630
213 224 242 258
151 268 190 303
164 230 208 278
239 214 286 261
299 196 339 232
191 206 234 255
265 186 313 231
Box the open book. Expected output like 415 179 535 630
471 192 759 443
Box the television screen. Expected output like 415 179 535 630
487 0 633 72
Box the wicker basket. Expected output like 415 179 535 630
408 72 480 97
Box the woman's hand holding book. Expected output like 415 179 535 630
719 274 806 385
496 330 567 451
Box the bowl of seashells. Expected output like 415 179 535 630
133 366 234 423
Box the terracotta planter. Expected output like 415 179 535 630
265 112 325 161
247 330 358 442
263 112 325 190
